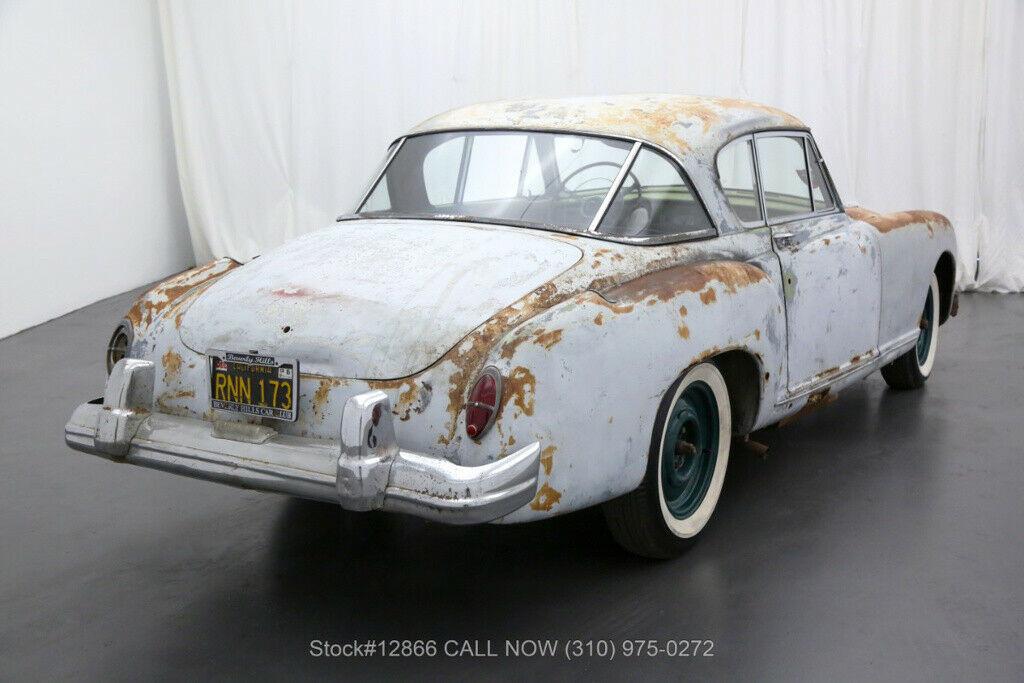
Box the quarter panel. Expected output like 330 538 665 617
478 259 788 522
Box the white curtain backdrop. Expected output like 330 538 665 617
158 0 1024 291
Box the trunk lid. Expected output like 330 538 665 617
177 220 582 378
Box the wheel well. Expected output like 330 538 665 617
710 350 761 436
935 252 956 324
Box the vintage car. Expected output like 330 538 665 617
65 95 958 557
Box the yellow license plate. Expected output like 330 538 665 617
208 351 298 422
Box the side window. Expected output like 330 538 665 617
755 135 812 220
716 138 762 223
422 135 465 206
554 135 632 195
597 147 712 238
806 139 835 211
462 134 530 202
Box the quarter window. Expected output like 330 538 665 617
716 138 762 223
806 141 835 211
422 135 465 205
755 135 812 220
597 147 712 238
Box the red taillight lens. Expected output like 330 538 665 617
465 368 502 439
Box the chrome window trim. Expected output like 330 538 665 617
715 134 767 229
712 126 812 231
806 135 843 211
350 128 721 245
587 141 642 233
351 137 405 214
751 130 844 227
591 142 716 239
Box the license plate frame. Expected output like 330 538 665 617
208 350 299 422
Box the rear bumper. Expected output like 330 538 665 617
64 359 541 524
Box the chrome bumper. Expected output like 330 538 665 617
64 359 541 524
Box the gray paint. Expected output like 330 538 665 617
1 290 1021 680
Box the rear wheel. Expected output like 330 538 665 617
603 363 731 558
881 273 940 390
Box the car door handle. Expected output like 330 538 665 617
773 231 796 247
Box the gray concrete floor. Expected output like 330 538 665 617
1 289 1022 681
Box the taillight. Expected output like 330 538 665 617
465 367 502 439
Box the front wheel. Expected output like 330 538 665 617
881 273 940 390
603 363 732 559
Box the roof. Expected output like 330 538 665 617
410 94 806 163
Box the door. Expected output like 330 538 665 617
753 132 881 395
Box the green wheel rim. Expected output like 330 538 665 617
661 380 720 520
916 287 934 366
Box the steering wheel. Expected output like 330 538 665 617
561 161 642 224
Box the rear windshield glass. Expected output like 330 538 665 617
357 131 712 239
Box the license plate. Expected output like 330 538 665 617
208 350 299 422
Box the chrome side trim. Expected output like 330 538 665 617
778 330 919 404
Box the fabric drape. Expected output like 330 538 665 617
158 0 1023 291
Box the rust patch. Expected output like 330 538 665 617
539 445 556 476
605 261 767 306
311 378 343 421
754 329 761 340
436 282 565 444
500 327 564 359
823 238 831 246
532 329 563 350
779 389 837 427
156 389 195 416
161 348 182 383
700 287 717 305
846 206 948 236
502 366 536 417
678 324 690 339
690 345 723 366
529 482 562 512
127 259 238 329
679 304 688 317
593 313 604 326
360 378 426 422
416 95 804 158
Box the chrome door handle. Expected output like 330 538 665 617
773 231 796 247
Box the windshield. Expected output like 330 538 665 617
355 131 713 239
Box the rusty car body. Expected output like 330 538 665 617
65 95 957 557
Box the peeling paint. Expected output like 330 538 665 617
413 94 805 161
539 445 556 476
604 261 767 305
529 482 562 511
161 348 182 383
502 366 536 417
846 206 948 237
156 389 196 416
127 259 239 330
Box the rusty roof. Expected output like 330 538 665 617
410 94 806 162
